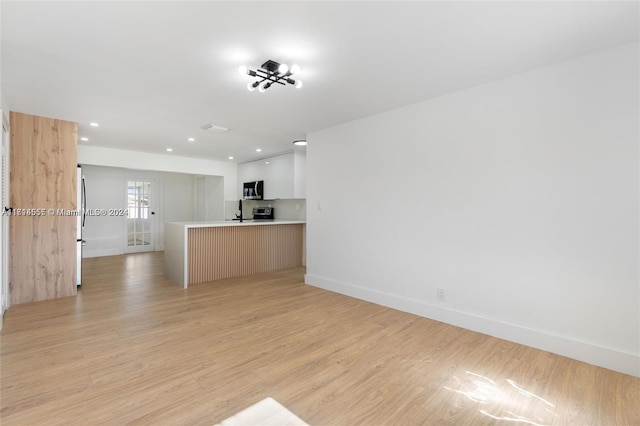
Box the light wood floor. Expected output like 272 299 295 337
1 252 638 425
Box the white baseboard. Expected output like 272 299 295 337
305 273 640 378
82 237 123 258
83 248 122 258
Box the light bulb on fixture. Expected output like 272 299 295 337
247 82 258 91
295 80 303 89
238 65 248 75
290 64 300 74
278 63 289 74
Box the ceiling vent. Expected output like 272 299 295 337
201 123 229 133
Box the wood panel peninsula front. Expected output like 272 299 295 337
164 220 305 287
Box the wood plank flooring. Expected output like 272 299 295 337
1 252 638 425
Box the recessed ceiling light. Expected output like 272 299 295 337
265 161 270 164
188 137 195 142
80 137 89 142
256 148 262 152
166 148 173 152
89 122 99 127
228 156 234 160
293 139 307 146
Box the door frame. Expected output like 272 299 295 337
124 177 159 253
0 110 9 318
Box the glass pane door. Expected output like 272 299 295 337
126 180 154 252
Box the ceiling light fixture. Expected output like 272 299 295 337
80 137 89 142
293 139 307 146
239 59 302 92
89 122 99 127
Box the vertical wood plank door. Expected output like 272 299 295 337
9 112 77 305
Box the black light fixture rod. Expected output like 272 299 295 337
244 59 301 91
251 75 286 87
255 71 287 85
254 78 286 86
254 71 284 82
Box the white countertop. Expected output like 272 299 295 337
166 220 306 228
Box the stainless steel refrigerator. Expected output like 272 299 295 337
76 165 86 286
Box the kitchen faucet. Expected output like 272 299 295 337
235 199 243 222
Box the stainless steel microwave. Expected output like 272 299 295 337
243 180 264 200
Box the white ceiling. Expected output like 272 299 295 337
1 1 638 164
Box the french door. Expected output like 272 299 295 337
125 179 155 253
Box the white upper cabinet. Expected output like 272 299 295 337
293 150 306 199
238 151 306 199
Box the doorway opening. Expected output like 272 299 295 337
126 180 155 253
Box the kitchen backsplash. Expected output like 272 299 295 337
224 199 306 221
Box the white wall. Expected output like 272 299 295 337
82 165 196 257
227 198 306 221
78 145 237 200
82 165 127 257
204 175 225 221
164 173 195 226
306 43 639 377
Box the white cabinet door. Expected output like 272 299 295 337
263 153 294 199
293 150 306 199
237 151 305 199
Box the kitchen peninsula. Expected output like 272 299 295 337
164 220 305 287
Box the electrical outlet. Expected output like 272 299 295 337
437 288 446 302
